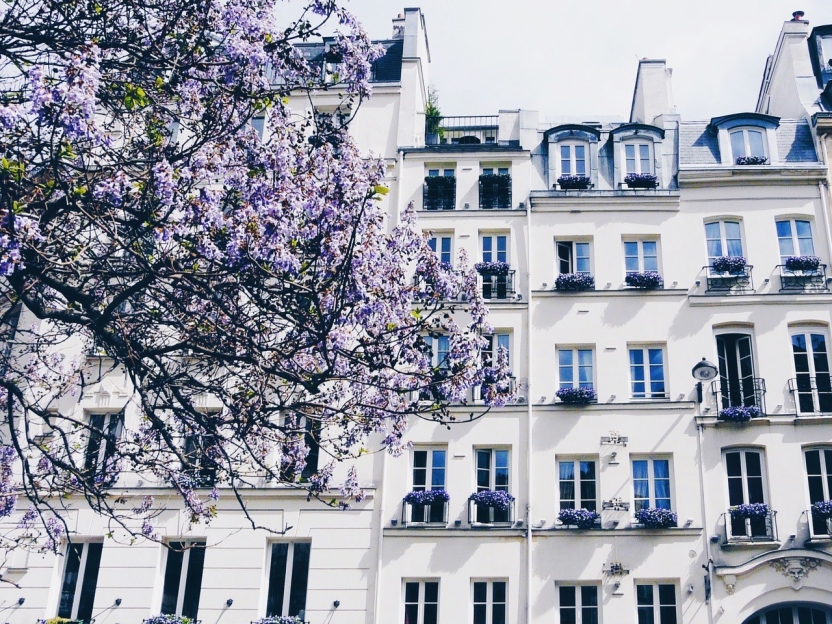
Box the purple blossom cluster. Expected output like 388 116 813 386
0 445 18 517
729 503 770 519
717 405 761 422
557 175 591 190
624 173 658 188
555 272 595 291
403 489 450 505
811 501 832 519
556 387 597 404
625 271 663 289
711 256 748 274
784 255 821 272
558 507 599 528
634 507 677 528
470 489 514 510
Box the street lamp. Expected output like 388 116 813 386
691 357 719 403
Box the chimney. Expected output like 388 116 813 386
791 10 805 21
629 59 676 125
392 13 405 39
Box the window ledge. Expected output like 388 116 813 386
688 292 832 306
529 190 680 212
416 208 526 216
535 527 702 537
695 414 832 427
536 400 696 412
533 288 689 298
720 540 781 550
678 166 826 187
384 527 525 538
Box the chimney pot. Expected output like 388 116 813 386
398 13 403 18
792 10 805 21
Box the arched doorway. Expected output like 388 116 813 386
743 603 832 623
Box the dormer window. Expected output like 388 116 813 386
559 143 587 177
624 142 652 175
730 128 767 164
709 113 779 166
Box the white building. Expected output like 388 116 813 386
4 8 832 624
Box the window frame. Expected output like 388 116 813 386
632 456 673 512
423 334 450 370
472 579 507 624
556 240 592 276
480 232 510 264
57 540 104 622
557 347 595 390
558 457 598 513
776 218 816 263
427 233 454 266
790 329 832 414
704 219 745 266
623 141 653 175
635 582 678 624
412 447 447 492
805 446 832 504
83 411 124 484
160 539 207 619
264 540 311 619
482 333 511 369
403 579 440 624
723 447 770 540
557 583 600 624
558 141 589 178
623 239 660 275
729 127 767 161
628 345 668 400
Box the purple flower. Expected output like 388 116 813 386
556 387 597 404
784 255 821 272
624 173 658 188
625 271 663 289
555 273 595 291
470 489 514 510
558 507 599 528
143 615 193 624
253 617 303 624
811 500 832 519
718 405 761 422
403 489 450 505
634 507 677 528
557 175 591 190
729 503 770 519
711 256 747 274
735 156 768 165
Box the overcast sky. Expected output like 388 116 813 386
345 0 832 121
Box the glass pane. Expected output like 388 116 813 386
182 543 206 620
654 460 669 479
639 144 651 172
559 585 576 606
637 584 654 606
633 460 648 480
748 130 765 158
731 131 746 159
425 581 439 602
473 582 487 602
492 581 506 602
626 144 636 173
77 543 103 622
405 582 419 603
161 544 184 615
58 544 83 618
288 543 311 617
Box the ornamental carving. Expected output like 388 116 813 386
769 558 821 590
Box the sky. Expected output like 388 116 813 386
344 0 832 121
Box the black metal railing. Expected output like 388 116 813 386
808 509 832 540
467 496 515 526
479 174 512 209
704 265 755 294
426 115 499 145
402 499 449 526
423 178 456 210
480 271 516 300
712 378 766 415
788 375 832 414
724 508 777 542
778 264 829 292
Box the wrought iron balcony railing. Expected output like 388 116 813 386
422 178 456 211
425 115 499 145
401 498 449 527
480 271 516 300
711 377 766 415
467 496 515 526
788 375 832 414
478 174 512 209
723 508 777 543
777 264 829 292
703 265 754 294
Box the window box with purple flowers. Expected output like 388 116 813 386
717 405 761 422
711 256 747 274
812 500 832 519
558 507 600 529
624 173 658 189
557 175 591 190
403 489 450 505
625 271 663 289
556 387 597 405
253 617 305 624
143 616 194 624
729 503 770 520
469 490 515 525
735 156 768 165
475 261 510 276
634 507 677 529
403 489 449 525
555 272 595 291
784 255 821 272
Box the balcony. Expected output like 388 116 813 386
777 263 829 292
468 492 515 527
478 174 512 209
425 115 498 146
423 176 456 211
480 271 516 300
724 507 778 543
711 378 766 419
788 375 832 414
401 497 449 527
703 265 755 294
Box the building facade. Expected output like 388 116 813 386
4 8 832 624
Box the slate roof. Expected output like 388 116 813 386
679 119 818 165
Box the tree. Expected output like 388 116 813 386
0 0 513 556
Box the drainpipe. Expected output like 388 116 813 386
819 140 832 264
372 450 387 623
696 419 715 624
525 197 534 624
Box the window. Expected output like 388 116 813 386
624 142 652 174
558 460 597 512
629 346 667 399
716 333 759 409
428 168 455 178
725 449 769 539
560 143 588 176
250 116 266 138
776 219 815 263
411 448 447 523
161 540 206 619
559 585 599 624
624 240 659 274
280 413 320 481
730 128 766 160
805 448 832 535
791 331 832 413
558 348 593 390
182 431 218 487
423 335 450 369
476 449 510 523
481 234 508 264
636 583 677 624
58 541 103 623
482 334 510 368
482 167 509 176
473 580 506 624
705 221 744 265
266 541 311 620
428 234 453 266
557 241 591 275
633 458 671 511
745 604 832 624
404 580 439 624
83 412 124 485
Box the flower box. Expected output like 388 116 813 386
38 619 83 624
729 503 770 520
634 507 677 529
625 271 663 289
253 617 304 624
558 507 600 529
717 405 761 422
812 500 832 519
711 255 747 274
474 261 510 276
555 272 595 291
556 387 597 404
470 489 514 510
557 175 591 190
624 173 658 189
143 616 193 624
403 489 450 505
735 155 768 165
784 255 821 272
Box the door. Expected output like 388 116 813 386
725 450 768 539
717 334 757 409
792 333 832 413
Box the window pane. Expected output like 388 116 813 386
425 581 439 602
58 544 83 618
626 144 636 173
561 145 572 174
182 543 206 620
492 581 506 602
77 542 103 623
639 144 651 172
731 131 746 158
161 545 184 615
288 543 311 617
637 584 654 606
748 130 765 158
473 581 487 602
266 543 289 616
559 585 576 606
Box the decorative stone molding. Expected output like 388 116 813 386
714 549 832 595
722 574 737 595
769 558 821 590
